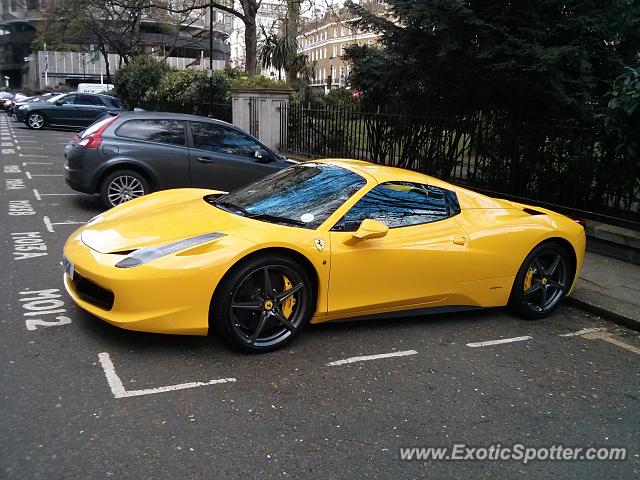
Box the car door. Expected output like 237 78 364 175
188 121 283 192
73 94 108 126
111 119 190 189
50 94 81 125
327 182 470 316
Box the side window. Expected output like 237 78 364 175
106 97 123 109
116 120 186 146
57 95 76 105
332 182 456 231
75 95 104 106
190 122 269 159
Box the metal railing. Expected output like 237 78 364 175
280 104 640 229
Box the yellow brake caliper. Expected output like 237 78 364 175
524 267 534 291
281 275 296 318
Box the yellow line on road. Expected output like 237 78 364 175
582 331 640 355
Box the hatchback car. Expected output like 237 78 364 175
64 112 294 207
16 93 124 129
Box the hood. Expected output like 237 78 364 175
80 190 248 253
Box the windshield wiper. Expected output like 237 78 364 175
248 213 305 227
213 199 250 216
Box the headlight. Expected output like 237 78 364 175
115 232 225 268
18 105 28 110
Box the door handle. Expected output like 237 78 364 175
453 236 467 246
197 157 215 164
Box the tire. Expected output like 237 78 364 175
26 112 46 130
99 169 150 208
508 241 573 320
211 254 315 353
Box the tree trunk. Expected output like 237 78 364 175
100 45 112 85
240 0 259 76
244 16 257 76
285 0 300 82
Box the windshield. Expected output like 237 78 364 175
47 94 67 103
210 163 366 229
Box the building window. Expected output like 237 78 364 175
324 47 327 58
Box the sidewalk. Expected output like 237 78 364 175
568 250 640 331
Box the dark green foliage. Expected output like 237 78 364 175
113 56 170 106
344 0 640 120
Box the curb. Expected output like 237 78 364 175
565 296 640 333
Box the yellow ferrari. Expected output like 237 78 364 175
63 159 586 352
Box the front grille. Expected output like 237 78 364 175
72 272 115 311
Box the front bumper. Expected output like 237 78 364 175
63 229 238 336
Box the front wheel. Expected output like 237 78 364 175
508 242 573 319
99 169 150 208
211 254 315 353
26 112 45 130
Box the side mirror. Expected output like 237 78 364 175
254 149 272 163
352 219 388 240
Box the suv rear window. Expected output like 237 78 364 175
115 119 186 146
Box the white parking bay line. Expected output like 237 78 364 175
33 188 78 201
559 327 606 337
43 216 86 233
466 336 532 348
98 352 236 399
326 349 418 366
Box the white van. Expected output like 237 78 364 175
77 83 114 94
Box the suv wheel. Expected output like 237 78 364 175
26 112 45 130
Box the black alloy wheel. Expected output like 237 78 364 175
509 242 572 319
212 254 314 353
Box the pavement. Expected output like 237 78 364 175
1 115 639 479
569 251 640 332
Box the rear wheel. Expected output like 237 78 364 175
211 254 314 353
26 112 45 130
99 169 149 208
508 242 572 319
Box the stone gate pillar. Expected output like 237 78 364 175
231 87 292 151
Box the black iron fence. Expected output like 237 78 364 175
280 104 640 230
124 99 232 123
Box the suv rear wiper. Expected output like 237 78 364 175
248 213 305 227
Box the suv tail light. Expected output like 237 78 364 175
78 115 119 149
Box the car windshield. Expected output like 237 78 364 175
208 163 366 229
47 94 67 103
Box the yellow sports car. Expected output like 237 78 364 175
63 159 586 352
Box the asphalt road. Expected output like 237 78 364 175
1 114 639 479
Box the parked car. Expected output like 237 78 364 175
15 93 124 129
8 93 61 116
62 159 586 352
64 112 294 208
1 93 27 112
